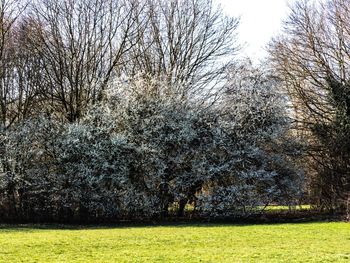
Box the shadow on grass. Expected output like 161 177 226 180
0 214 344 232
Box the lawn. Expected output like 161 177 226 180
0 222 349 262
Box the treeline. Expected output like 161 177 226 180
0 0 347 222
0 0 237 125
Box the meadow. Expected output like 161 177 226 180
0 222 348 262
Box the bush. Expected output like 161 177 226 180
0 76 304 222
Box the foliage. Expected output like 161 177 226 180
0 0 309 222
0 71 303 221
0 117 63 220
197 62 304 217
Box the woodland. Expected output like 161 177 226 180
0 0 349 222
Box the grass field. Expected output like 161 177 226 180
0 222 349 262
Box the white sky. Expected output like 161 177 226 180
216 0 296 62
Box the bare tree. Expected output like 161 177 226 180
269 0 350 212
124 0 239 100
28 0 142 122
0 0 29 128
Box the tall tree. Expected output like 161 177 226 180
124 0 239 100
29 0 142 122
269 0 350 212
0 0 29 128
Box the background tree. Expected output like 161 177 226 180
124 0 239 101
0 0 29 128
28 0 142 122
269 0 350 212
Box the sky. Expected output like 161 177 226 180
216 0 295 62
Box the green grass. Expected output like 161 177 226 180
263 205 312 212
169 204 312 214
0 222 349 262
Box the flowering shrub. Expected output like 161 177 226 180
0 75 303 221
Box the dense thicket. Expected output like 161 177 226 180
0 0 309 222
0 73 303 221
